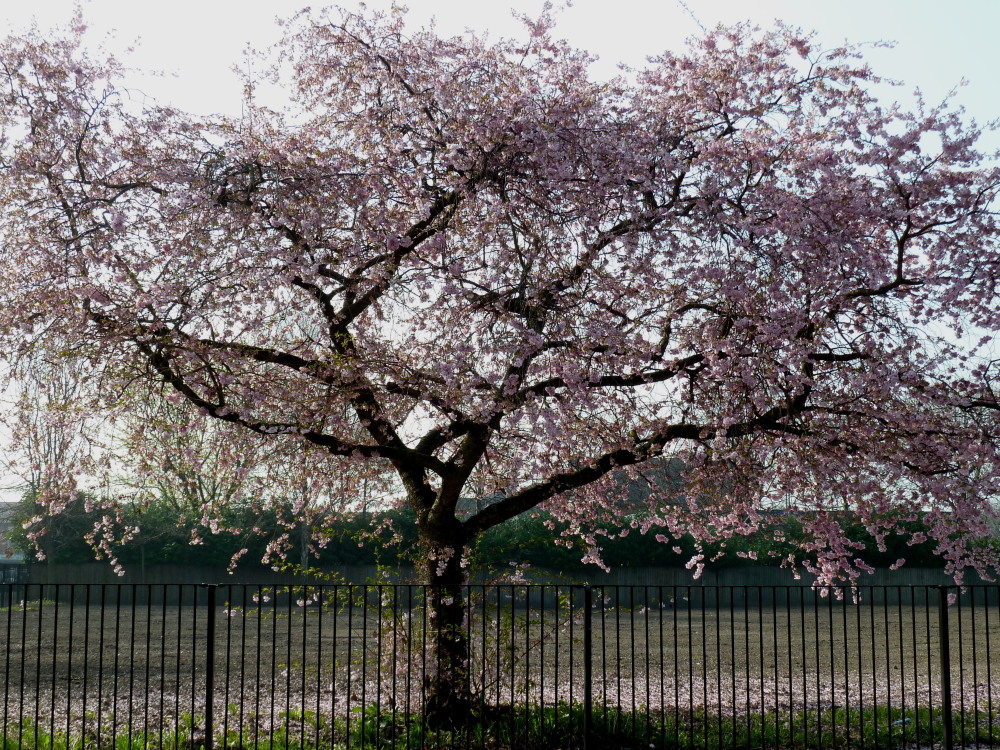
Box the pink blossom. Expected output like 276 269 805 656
0 5 995 600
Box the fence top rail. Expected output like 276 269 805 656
7 581 997 591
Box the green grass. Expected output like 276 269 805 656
0 600 57 613
2 703 998 749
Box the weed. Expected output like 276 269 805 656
3 702 996 749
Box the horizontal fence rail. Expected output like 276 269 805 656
0 583 997 749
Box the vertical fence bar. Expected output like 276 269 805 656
97 584 107 750
526 586 535 747
67 584 77 744
361 585 370 749
970 587 981 750
32 588 43 747
285 584 293 746
957 587 966 748
630 586 637 742
939 586 954 750
758 586 765 745
229 588 239 749
126 584 137 744
568 586 576 745
48 586 58 745
923 587 932 743
772 586 781 748
910 587 920 745
600 586 609 740
251 586 261 750
204 584 217 750
729 587 737 750
987 586 995 746
111 588 120 746
842 589 850 746
2 583 10 745
582 585 592 750
797 586 807 750
701 587 708 750
375 585 383 749
644 586 652 745
826 589 838 744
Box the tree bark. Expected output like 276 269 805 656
418 517 473 728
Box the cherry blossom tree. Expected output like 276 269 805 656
0 345 139 564
3 353 94 500
2 6 999 716
112 391 368 573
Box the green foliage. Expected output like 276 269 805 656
472 510 951 572
9 491 419 570
12 489 952 572
2 704 996 749
472 513 588 572
6 492 97 566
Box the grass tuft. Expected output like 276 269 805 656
2 703 998 749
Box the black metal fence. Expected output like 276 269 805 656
1 582 997 749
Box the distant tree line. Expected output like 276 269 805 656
7 491 407 570
9 491 957 574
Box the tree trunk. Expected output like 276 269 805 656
419 523 472 728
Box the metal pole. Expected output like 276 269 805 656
204 584 217 750
583 586 593 750
938 586 954 750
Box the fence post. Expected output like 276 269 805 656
938 586 954 750
582 585 592 750
204 584 217 750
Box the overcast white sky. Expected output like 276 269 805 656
2 0 999 148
